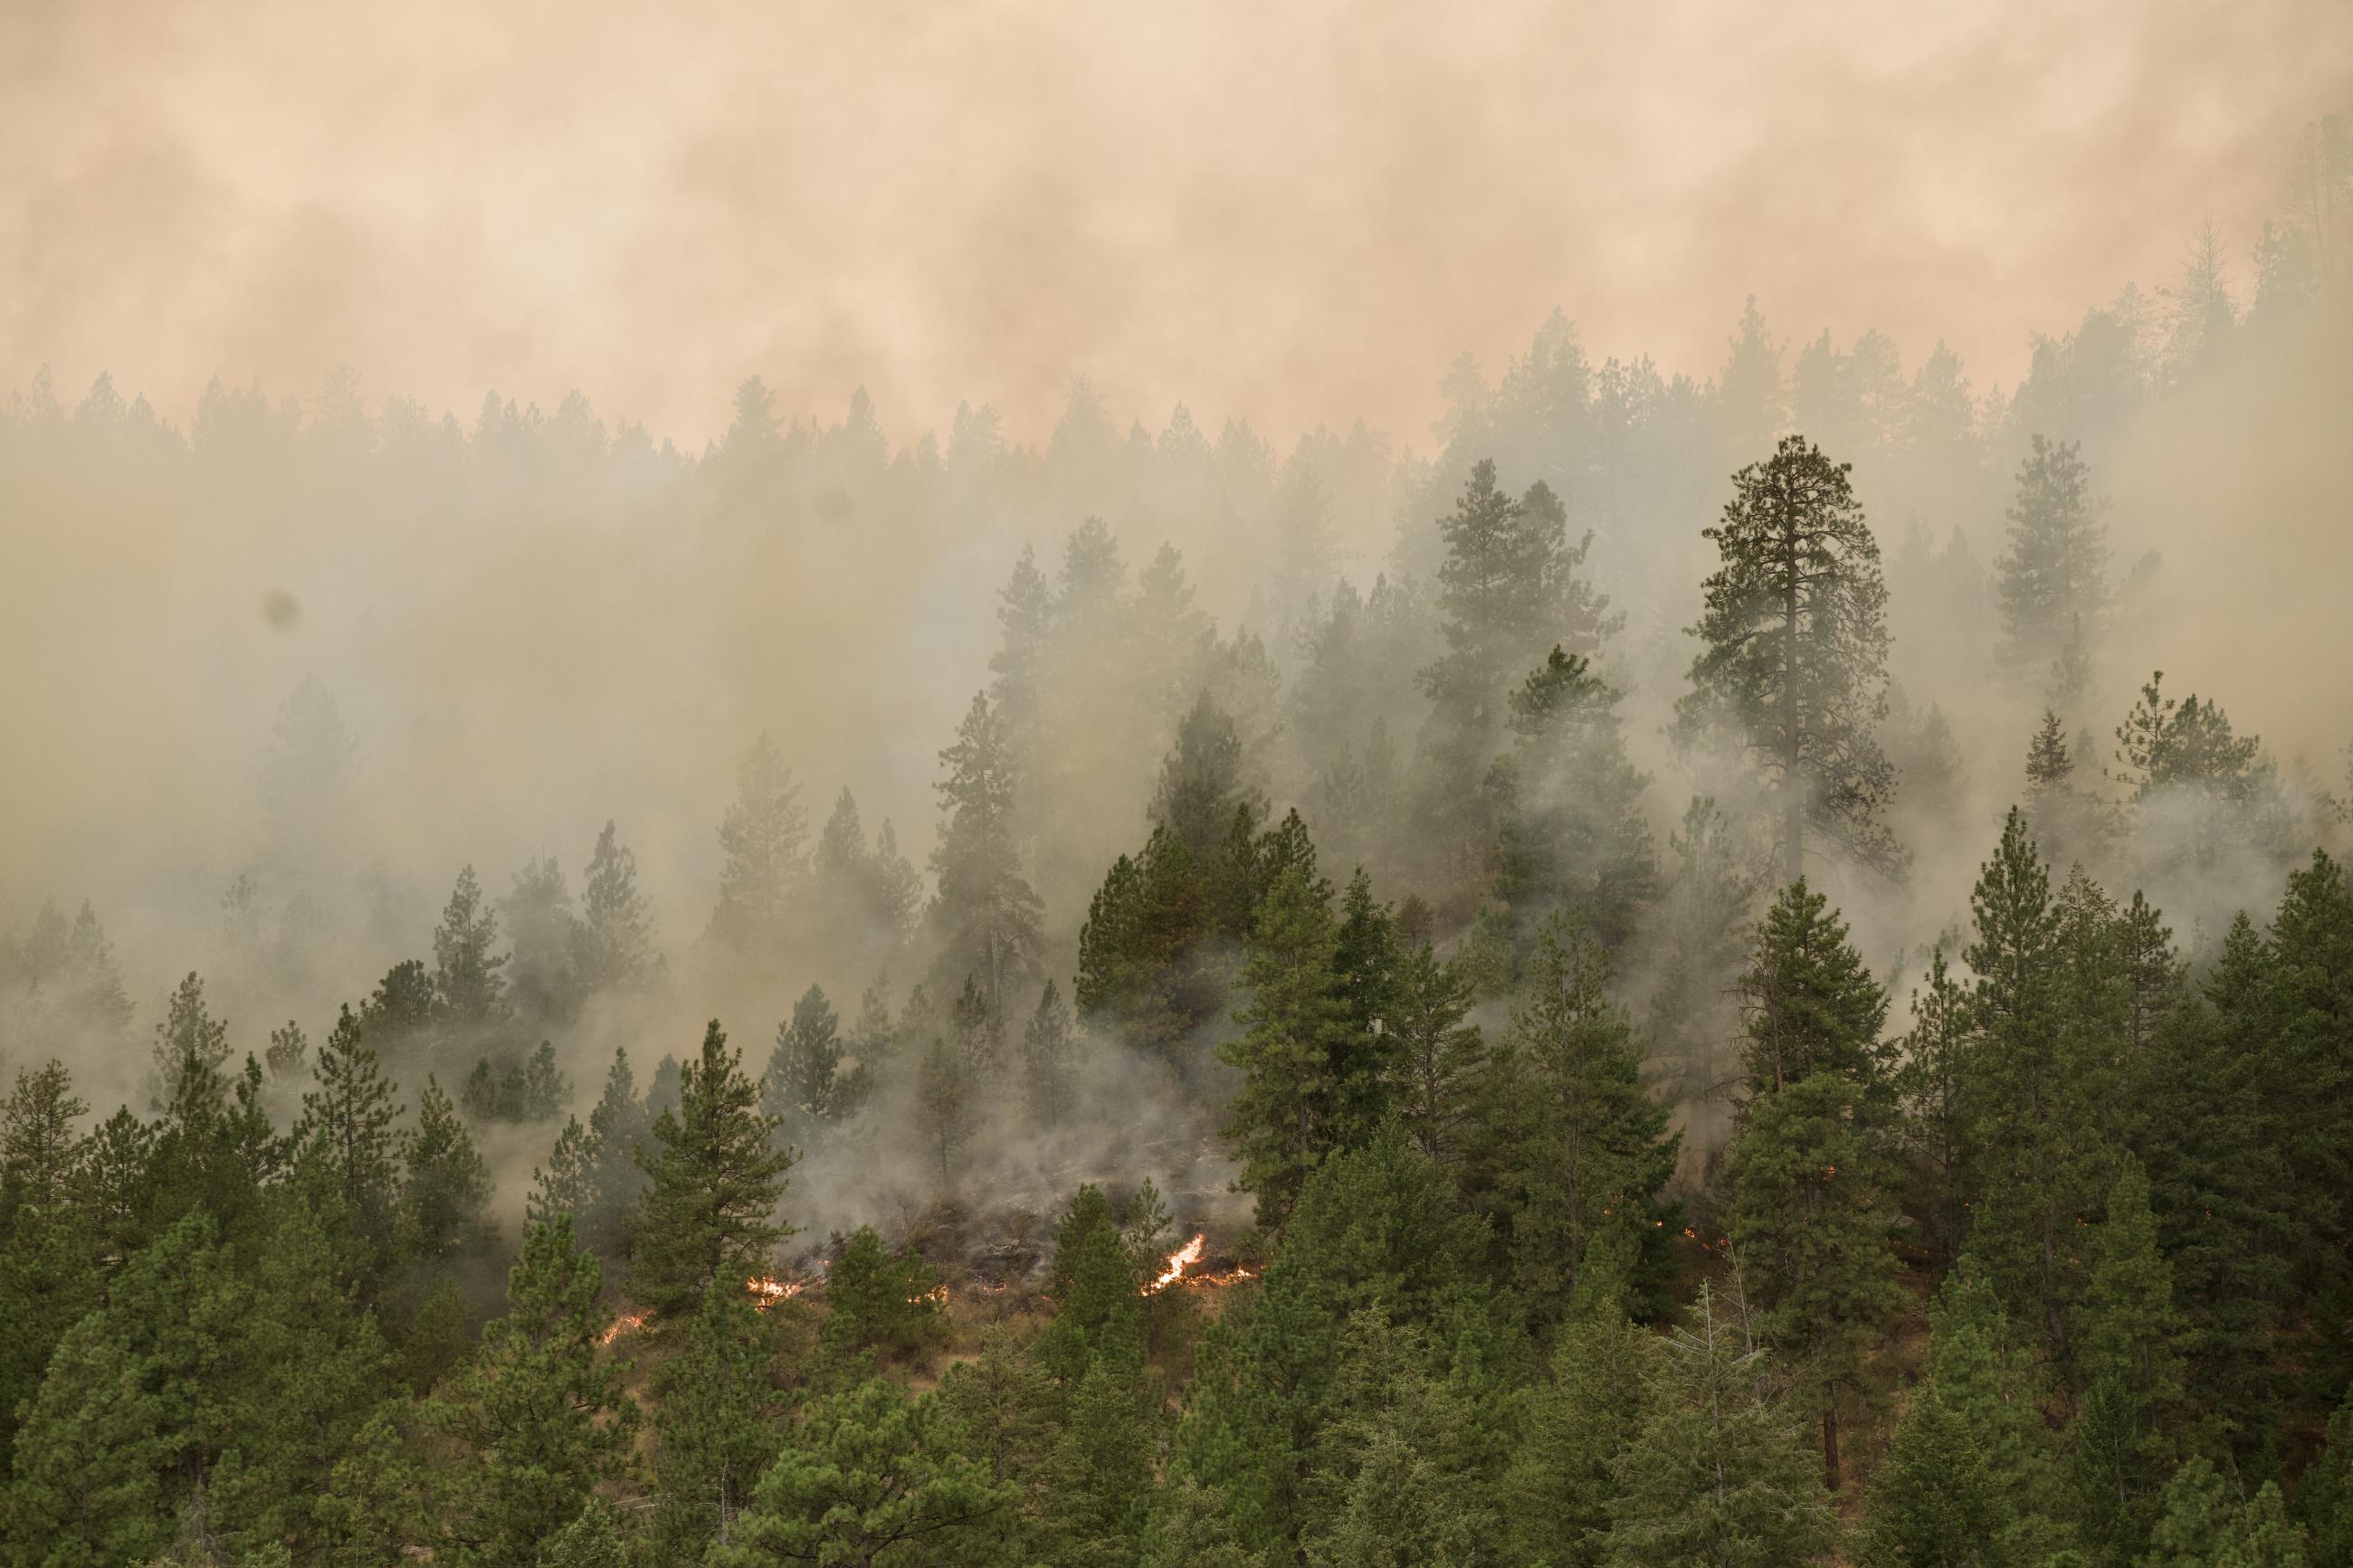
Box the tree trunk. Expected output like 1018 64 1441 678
1824 1402 1842 1493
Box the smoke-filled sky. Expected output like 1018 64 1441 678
6 0 2350 444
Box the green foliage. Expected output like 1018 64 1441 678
718 1378 1013 1568
710 731 809 961
1601 1281 1841 1568
655 1278 784 1560
399 1074 494 1268
824 1225 946 1359
1679 432 1900 880
294 1003 404 1278
1219 864 1357 1229
631 1019 795 1317
424 1217 637 1566
929 691 1046 1016
1488 646 1655 946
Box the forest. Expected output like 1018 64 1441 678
4 82 2353 1568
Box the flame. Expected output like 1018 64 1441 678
910 1283 949 1307
599 1311 649 1346
747 1274 805 1310
1146 1234 1206 1295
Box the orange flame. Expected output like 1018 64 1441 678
747 1275 804 1310
910 1283 949 1307
599 1311 649 1346
1146 1233 1206 1295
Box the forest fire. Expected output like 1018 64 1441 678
747 1275 805 1310
1146 1234 1205 1293
599 1312 648 1346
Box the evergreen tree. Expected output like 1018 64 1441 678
632 1021 795 1316
1729 1069 1905 1490
1962 808 2103 1364
1487 915 1677 1326
653 1278 781 1561
500 855 576 1026
1602 1280 1840 1568
709 732 809 961
1219 865 1355 1229
293 1003 404 1277
397 1076 493 1268
824 1225 946 1358
1021 979 1078 1131
1383 940 1485 1167
718 1378 1012 1567
433 865 510 1031
425 1217 637 1566
929 692 1046 1018
1996 436 2108 692
1488 646 1656 946
579 1046 649 1260
2304 1386 2353 1568
150 971 232 1124
2024 708 2106 872
570 820 659 994
762 984 847 1149
1897 946 1974 1270
1499 1287 1657 1568
1734 879 1895 1105
1417 460 1618 879
1679 433 1902 880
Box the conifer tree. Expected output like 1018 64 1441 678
398 1076 493 1268
824 1225 946 1358
1489 915 1677 1324
2303 1387 2353 1568
762 984 846 1149
1499 1286 1657 1568
719 1378 1012 1567
425 1217 636 1565
502 855 577 1026
570 819 659 994
1679 433 1901 881
709 732 809 961
1602 1280 1840 1568
1489 646 1656 946
653 1278 780 1561
580 1046 649 1260
1962 808 2103 1363
150 971 232 1124
293 1003 404 1276
1382 940 1485 1166
1 1058 88 1201
1417 461 1618 879
928 692 1045 1018
1219 865 1355 1229
1021 979 1077 1130
632 1021 795 1316
1997 436 2108 692
1897 947 1974 1270
2024 708 2106 871
432 865 510 1031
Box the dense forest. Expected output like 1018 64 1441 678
2 112 2352 1568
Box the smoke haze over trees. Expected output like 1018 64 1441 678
4 8 2353 1564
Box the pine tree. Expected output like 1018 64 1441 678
1489 646 1656 946
570 820 658 994
293 1003 404 1277
150 971 232 1124
2304 1386 2353 1568
1382 940 1485 1167
1602 1280 1841 1568
2024 708 2106 874
1729 1070 1906 1491
580 1046 649 1261
2 1058 88 1201
1021 979 1077 1130
631 1021 795 1316
916 1029 975 1185
1679 433 1902 881
928 692 1045 1018
1329 868 1403 1144
762 984 846 1150
397 1076 492 1268
1734 879 1895 1106
432 865 510 1031
653 1278 780 1561
1219 865 1355 1229
719 1378 1012 1567
1499 1289 1657 1568
824 1224 948 1359
1897 946 1974 1271
1487 914 1678 1326
1996 436 2108 692
1416 461 1618 879
425 1217 637 1566
1962 808 2102 1364
709 732 809 960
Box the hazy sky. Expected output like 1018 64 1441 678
5 0 2351 444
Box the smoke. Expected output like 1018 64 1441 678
5 0 2349 442
3 2 2351 1230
